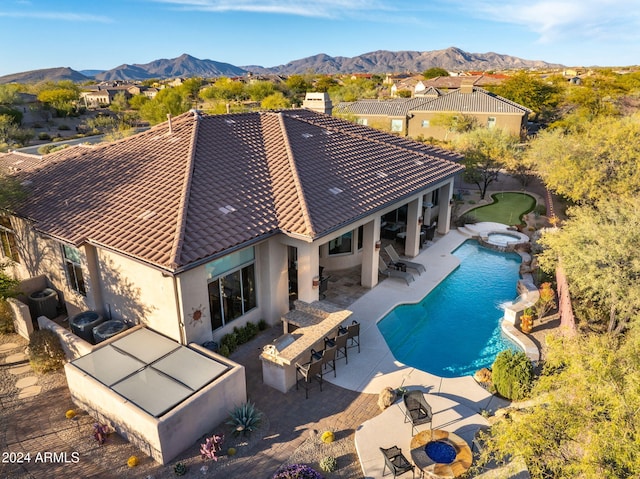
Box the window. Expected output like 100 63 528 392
62 245 86 295
487 117 496 129
356 118 368 126
421 120 430 128
390 119 403 132
0 217 19 263
357 225 364 250
328 232 353 256
206 248 257 331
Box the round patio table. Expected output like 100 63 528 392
410 429 472 478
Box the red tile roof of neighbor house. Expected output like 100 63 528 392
0 110 463 273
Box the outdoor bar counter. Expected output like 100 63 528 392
260 300 352 393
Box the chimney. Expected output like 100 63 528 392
302 92 333 115
460 79 474 94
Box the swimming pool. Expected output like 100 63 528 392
377 240 521 378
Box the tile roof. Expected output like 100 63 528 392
335 97 432 117
0 110 463 273
409 87 531 114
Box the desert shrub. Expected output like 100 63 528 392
491 350 533 400
272 464 323 479
38 132 51 140
227 401 263 436
453 212 478 227
218 344 230 357
258 319 268 331
220 332 238 354
0 299 15 334
28 329 66 373
319 456 337 472
534 204 547 216
243 321 259 340
173 462 187 476
57 124 70 130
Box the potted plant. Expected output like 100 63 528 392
520 307 534 333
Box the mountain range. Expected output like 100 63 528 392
0 47 564 84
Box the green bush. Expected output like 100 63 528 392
534 204 547 216
453 213 478 227
243 321 259 340
57 124 70 130
220 332 238 354
227 401 263 436
28 329 66 373
38 132 51 140
491 350 533 400
0 299 15 334
258 319 268 331
218 344 230 357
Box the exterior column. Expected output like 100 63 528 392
361 216 381 288
296 242 320 303
405 197 423 258
257 240 289 324
437 180 454 235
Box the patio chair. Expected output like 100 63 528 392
379 258 415 285
346 320 360 353
295 358 324 399
403 390 433 435
325 329 349 363
380 446 415 478
311 344 337 377
384 245 426 275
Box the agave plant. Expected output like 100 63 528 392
226 401 263 436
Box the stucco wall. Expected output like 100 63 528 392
95 248 180 341
64 342 246 465
407 111 525 140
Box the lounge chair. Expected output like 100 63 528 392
379 258 415 285
384 245 426 275
403 390 433 435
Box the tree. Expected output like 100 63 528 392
314 76 337 93
200 77 246 101
246 81 275 101
453 127 520 199
36 82 80 116
109 92 129 112
490 72 560 121
139 88 190 124
0 114 33 151
422 67 449 79
261 92 290 110
538 197 640 334
527 114 640 204
0 84 20 105
430 113 477 140
478 332 640 478
129 94 149 110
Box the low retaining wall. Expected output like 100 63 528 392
37 316 94 360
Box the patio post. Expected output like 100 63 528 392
360 216 381 288
404 196 423 258
437 179 454 235
295 241 320 303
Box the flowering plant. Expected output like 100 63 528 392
272 463 324 479
65 409 76 419
320 431 334 444
200 434 224 461
127 455 139 467
93 423 109 445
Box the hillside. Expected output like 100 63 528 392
0 67 89 84
95 53 247 81
244 47 562 75
0 47 564 83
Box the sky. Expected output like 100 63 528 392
0 0 639 77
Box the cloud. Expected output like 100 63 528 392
455 0 640 43
0 11 112 22
149 0 391 18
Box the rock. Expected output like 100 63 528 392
378 387 396 410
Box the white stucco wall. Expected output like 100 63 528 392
95 248 181 342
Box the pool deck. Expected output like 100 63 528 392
320 225 515 478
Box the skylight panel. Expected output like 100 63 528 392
218 205 237 214
328 187 343 195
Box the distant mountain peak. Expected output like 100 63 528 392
0 48 565 84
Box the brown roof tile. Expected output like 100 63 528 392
1 110 463 272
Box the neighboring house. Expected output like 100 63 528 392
80 87 131 108
336 85 531 140
0 109 463 348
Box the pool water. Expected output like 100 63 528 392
377 240 521 378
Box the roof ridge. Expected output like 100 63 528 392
276 112 316 237
168 112 199 269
